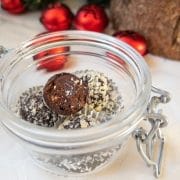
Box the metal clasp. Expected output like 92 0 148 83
0 46 8 81
133 86 171 178
0 46 8 58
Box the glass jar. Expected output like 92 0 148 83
0 31 170 177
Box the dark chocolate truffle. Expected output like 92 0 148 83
43 73 88 115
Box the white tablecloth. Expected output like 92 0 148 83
0 1 180 179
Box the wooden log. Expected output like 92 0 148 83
110 0 180 60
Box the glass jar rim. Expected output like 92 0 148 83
0 30 151 146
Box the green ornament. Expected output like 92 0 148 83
23 0 63 10
87 0 109 6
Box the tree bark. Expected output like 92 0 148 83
110 0 180 60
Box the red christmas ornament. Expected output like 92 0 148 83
106 52 126 66
113 31 148 56
40 3 73 32
1 0 25 14
34 46 69 72
74 4 108 32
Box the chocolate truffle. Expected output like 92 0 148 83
43 73 88 115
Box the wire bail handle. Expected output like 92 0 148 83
133 86 171 178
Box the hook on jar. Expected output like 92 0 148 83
133 123 164 178
0 46 8 58
132 86 171 178
151 86 171 104
0 46 7 86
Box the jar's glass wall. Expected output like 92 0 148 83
2 37 139 120
0 31 151 176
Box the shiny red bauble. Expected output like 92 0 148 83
1 0 25 14
34 46 69 72
40 3 73 32
74 4 108 32
113 30 148 56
